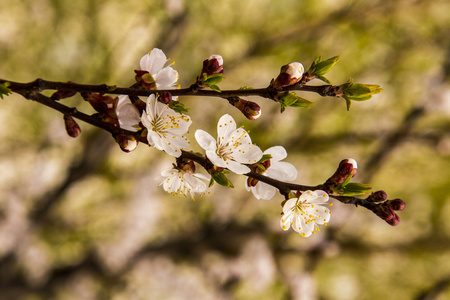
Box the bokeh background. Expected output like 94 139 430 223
1 0 449 299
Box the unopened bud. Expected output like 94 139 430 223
64 115 81 138
374 205 395 221
202 55 224 76
159 92 172 104
115 134 138 152
51 84 77 100
271 62 304 88
228 97 262 120
367 190 388 203
388 198 406 211
385 214 400 226
88 93 115 113
326 158 359 186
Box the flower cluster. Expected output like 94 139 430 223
105 48 404 238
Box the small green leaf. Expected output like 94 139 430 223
168 101 190 114
256 164 266 172
344 96 352 111
108 85 117 91
212 171 234 188
209 84 221 92
0 82 11 99
316 75 331 84
240 86 255 90
257 154 272 163
279 92 313 111
314 56 340 76
342 183 372 196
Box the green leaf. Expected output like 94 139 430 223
212 171 234 188
344 96 352 111
257 154 272 163
316 75 331 84
342 183 372 196
168 101 190 114
240 86 255 90
0 82 11 99
209 84 221 92
314 56 340 76
279 92 313 111
205 74 224 86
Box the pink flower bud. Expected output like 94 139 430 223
228 97 262 120
202 55 224 75
64 115 81 138
326 158 359 186
115 134 138 152
272 62 304 88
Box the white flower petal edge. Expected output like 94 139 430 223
159 168 210 200
139 48 179 90
141 94 192 158
116 95 141 131
247 146 298 200
195 114 263 175
280 190 331 237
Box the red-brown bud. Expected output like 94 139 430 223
367 190 388 203
228 97 262 120
386 214 400 226
202 55 223 76
388 198 406 211
326 158 358 186
88 93 115 113
64 115 81 138
159 92 172 104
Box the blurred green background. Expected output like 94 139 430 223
0 0 449 299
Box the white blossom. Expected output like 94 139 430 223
195 114 263 174
139 48 179 89
159 167 210 200
246 146 297 200
281 190 331 237
116 95 141 131
141 94 191 157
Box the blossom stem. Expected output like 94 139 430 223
1 78 337 100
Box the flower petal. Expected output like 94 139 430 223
195 130 217 151
140 48 167 74
265 161 298 181
264 146 287 162
154 67 179 89
252 182 277 200
217 114 237 143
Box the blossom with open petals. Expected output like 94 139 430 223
281 190 331 237
116 95 141 131
246 146 297 200
139 48 179 89
141 94 191 157
159 167 210 200
195 114 263 174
